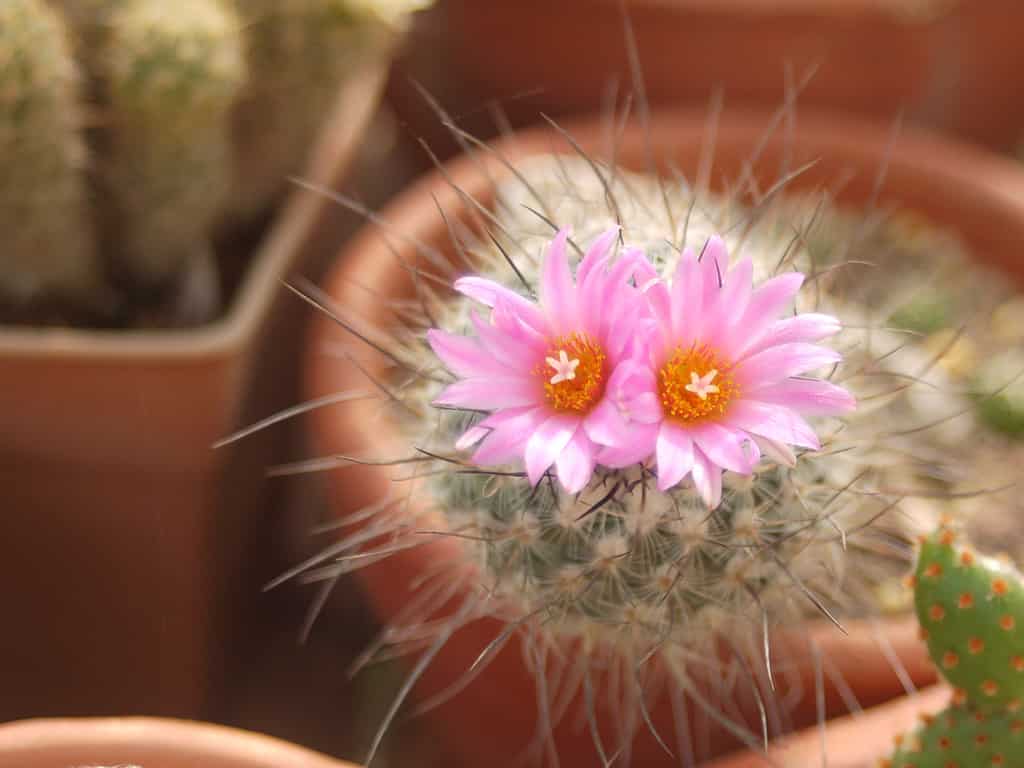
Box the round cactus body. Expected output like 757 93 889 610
101 0 245 301
0 0 99 310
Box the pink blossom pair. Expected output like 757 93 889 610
427 227 854 508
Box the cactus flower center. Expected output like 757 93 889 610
538 333 607 413
658 345 738 422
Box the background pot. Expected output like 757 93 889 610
391 0 1024 166
304 106 1024 764
0 58 390 723
0 717 358 768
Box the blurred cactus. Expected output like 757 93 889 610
889 525 1024 766
972 350 1024 439
102 0 244 320
1 0 422 327
226 0 424 222
0 0 100 312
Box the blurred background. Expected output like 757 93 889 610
2 0 1024 765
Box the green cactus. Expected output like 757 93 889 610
0 0 100 312
100 0 244 310
889 705 1024 768
225 0 410 222
885 526 1024 767
913 525 1024 715
972 350 1024 439
888 291 953 335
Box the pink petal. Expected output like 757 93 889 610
470 310 543 372
606 360 662 424
491 296 549 352
576 227 619 286
634 255 672 334
656 424 695 491
540 229 578 337
752 435 796 468
434 377 539 410
671 248 704 347
689 422 754 474
739 272 805 331
711 257 753 326
524 413 580 485
583 397 632 447
427 329 511 378
710 258 755 356
556 430 598 493
691 448 723 508
726 400 821 450
738 313 842 359
746 378 856 416
597 423 659 467
698 236 729 307
589 249 645 349
472 407 546 465
455 276 547 334
733 343 841 388
455 425 490 451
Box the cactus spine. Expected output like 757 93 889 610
889 525 1024 766
0 0 99 311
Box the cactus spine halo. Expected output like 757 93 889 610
291 129 986 765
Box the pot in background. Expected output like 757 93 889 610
0 58 390 723
0 717 358 768
440 0 1024 151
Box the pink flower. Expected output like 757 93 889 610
428 228 647 493
599 236 855 507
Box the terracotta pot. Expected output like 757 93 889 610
0 59 390 722
442 0 1024 152
0 717 359 768
306 108 1024 765
705 684 951 768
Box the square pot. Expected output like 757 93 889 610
0 59 389 721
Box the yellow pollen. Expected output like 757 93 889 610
537 333 607 413
658 345 738 422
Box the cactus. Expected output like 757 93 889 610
886 525 1024 766
0 0 100 313
225 0 423 222
3 0 419 327
101 0 244 315
913 526 1024 715
972 350 1024 439
288 149 1011 764
889 707 1024 768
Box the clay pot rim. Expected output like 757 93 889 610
589 0 952 17
0 58 388 362
0 716 357 767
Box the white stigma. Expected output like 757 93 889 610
546 349 580 384
685 369 720 400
